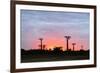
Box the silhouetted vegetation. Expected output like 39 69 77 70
21 47 89 63
21 36 89 63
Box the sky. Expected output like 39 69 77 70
21 9 90 51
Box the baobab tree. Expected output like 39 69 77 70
72 43 76 51
43 45 46 50
64 36 71 51
39 38 43 50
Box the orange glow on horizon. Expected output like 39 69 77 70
35 36 89 51
31 35 89 51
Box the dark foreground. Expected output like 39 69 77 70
21 49 89 63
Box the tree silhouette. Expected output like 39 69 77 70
64 36 71 51
53 46 62 53
39 38 43 50
72 43 76 51
43 45 46 50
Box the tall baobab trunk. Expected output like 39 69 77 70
72 43 76 51
39 38 43 50
64 36 71 51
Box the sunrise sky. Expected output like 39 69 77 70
21 10 90 51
